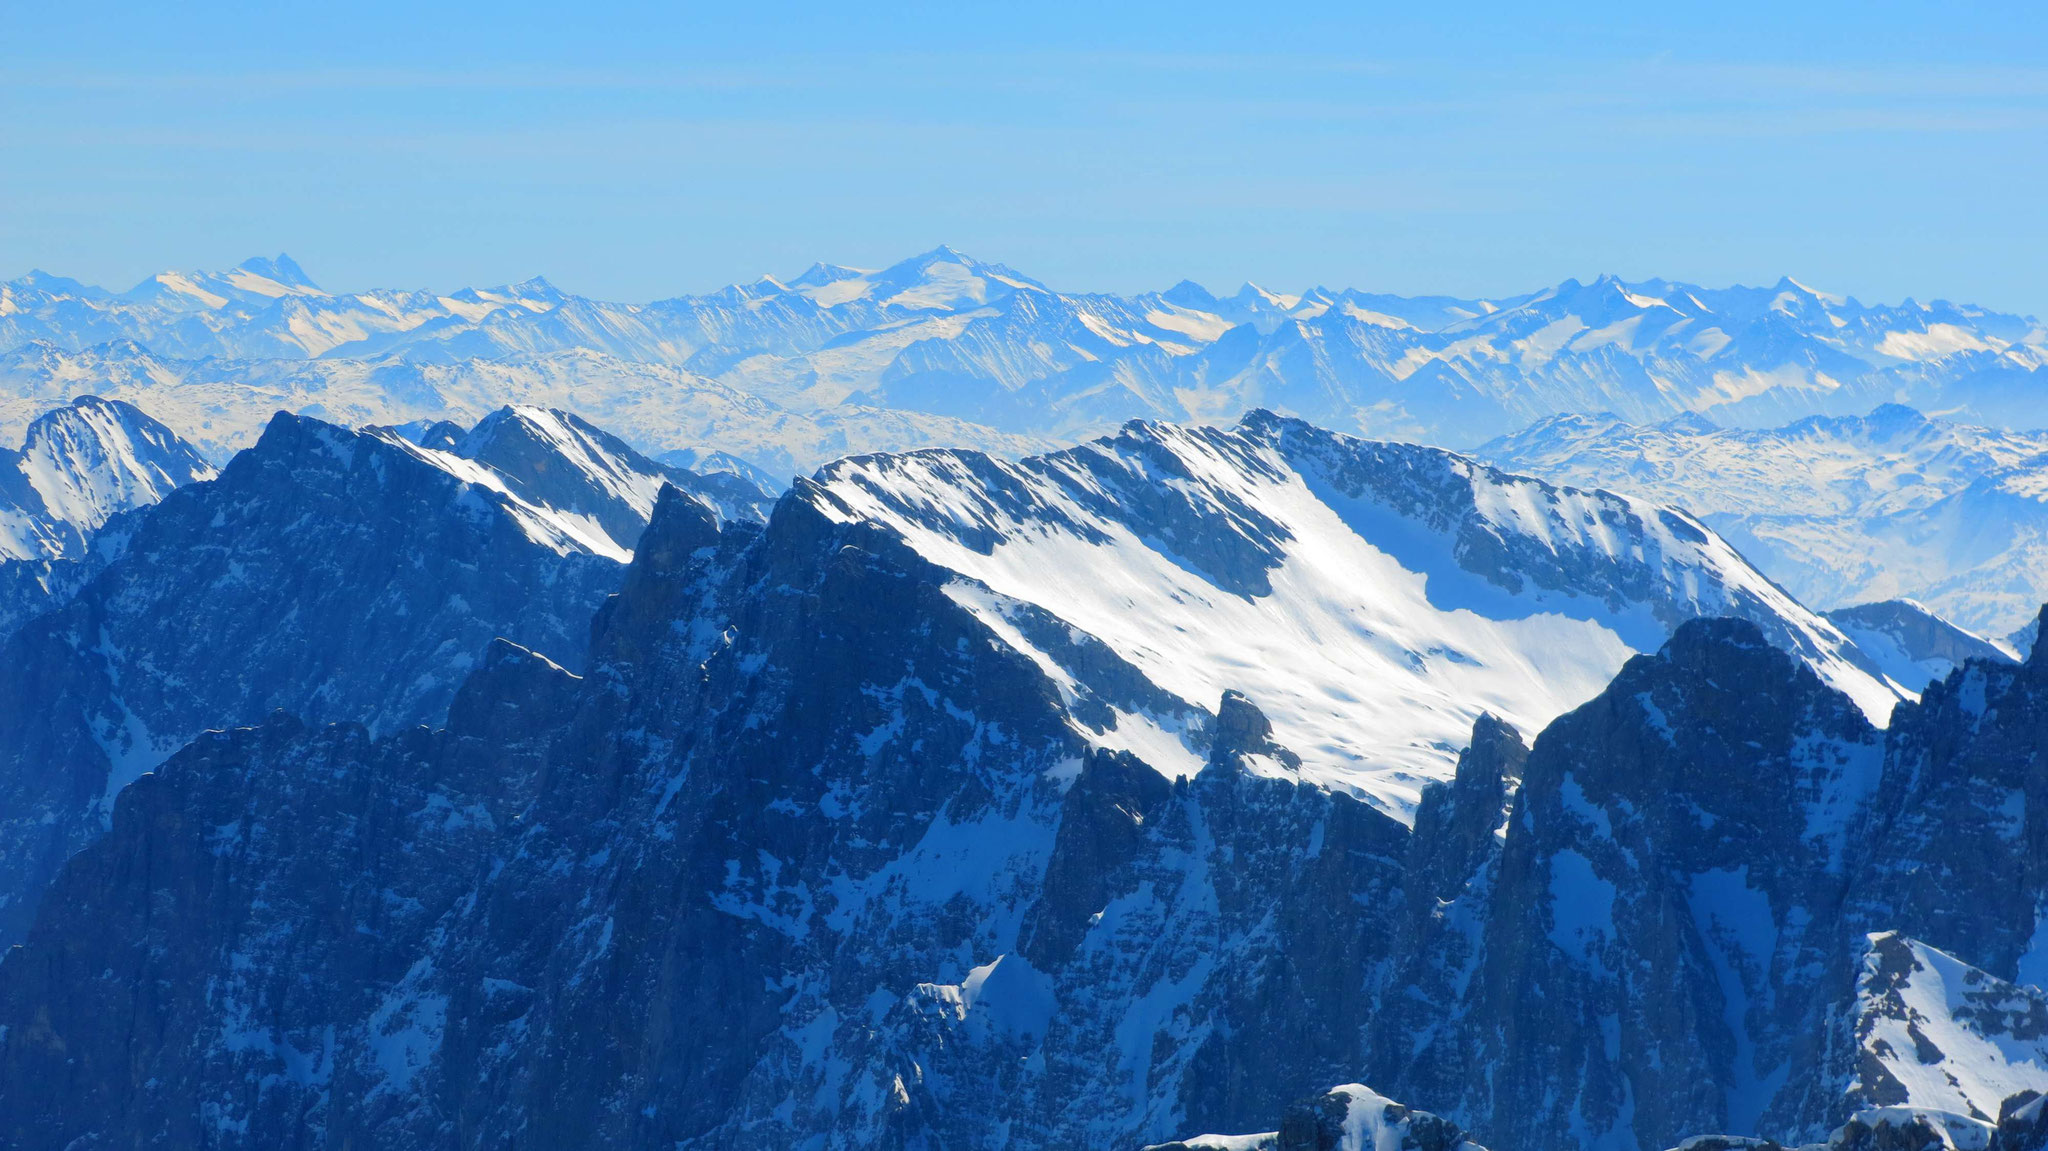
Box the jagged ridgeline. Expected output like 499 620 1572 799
0 394 2039 1150
0 401 775 943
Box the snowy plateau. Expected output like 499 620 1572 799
1 251 2047 1151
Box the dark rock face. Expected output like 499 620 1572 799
1844 611 2048 984
1998 1093 2048 1151
7 428 2048 1150
0 484 1418 1150
0 709 525 1149
0 412 625 943
1364 716 1527 1112
1360 621 1887 1149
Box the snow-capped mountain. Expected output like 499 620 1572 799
0 341 1052 478
0 404 762 943
1823 600 2017 692
0 394 214 560
1830 933 2048 1124
1480 405 2048 637
1 457 2042 1151
807 410 1903 816
3 252 2042 474
442 405 776 550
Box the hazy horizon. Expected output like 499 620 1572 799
5 1 2045 314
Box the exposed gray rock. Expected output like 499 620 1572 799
1845 607 2048 984
4 414 2048 1151
0 412 626 943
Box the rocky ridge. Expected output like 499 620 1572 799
0 402 764 944
0 412 2042 1150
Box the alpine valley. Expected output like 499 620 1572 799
2 252 2047 1151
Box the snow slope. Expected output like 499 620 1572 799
0 395 215 560
448 406 775 551
1481 406 2048 636
1847 933 2048 1124
807 411 1905 818
1822 600 2016 693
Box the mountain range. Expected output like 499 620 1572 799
3 249 2048 1151
0 380 2038 1149
1482 405 2048 640
2 250 2043 477
0 442 2036 1149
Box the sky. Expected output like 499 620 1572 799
3 1 2046 314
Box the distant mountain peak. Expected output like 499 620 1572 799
1864 401 1933 427
235 254 318 290
865 245 1049 310
8 270 109 298
1160 278 1217 308
787 261 871 288
1656 410 1722 435
1230 282 1299 309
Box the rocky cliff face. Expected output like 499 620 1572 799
0 412 631 944
1381 620 1887 1149
1 418 2045 1150
0 482 1417 1149
1186 611 2048 1151
1844 609 2048 989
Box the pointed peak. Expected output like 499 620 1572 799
788 261 870 288
869 246 1047 308
1459 713 1528 787
1656 410 1721 435
1161 278 1217 308
1231 282 1299 310
236 253 318 290
506 275 561 296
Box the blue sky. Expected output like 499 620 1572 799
3 1 2045 313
